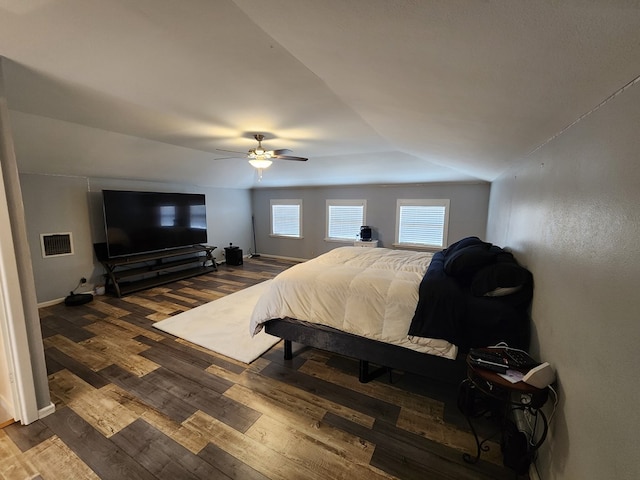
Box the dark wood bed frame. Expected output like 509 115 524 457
265 317 467 384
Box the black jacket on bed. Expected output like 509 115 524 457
408 237 533 352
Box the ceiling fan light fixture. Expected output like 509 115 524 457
248 150 271 160
248 158 273 169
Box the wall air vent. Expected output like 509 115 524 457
40 232 74 258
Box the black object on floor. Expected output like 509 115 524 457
225 244 243 266
64 293 93 306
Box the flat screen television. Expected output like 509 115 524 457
102 190 207 258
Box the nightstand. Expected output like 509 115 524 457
354 240 378 247
458 349 550 474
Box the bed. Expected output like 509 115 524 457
251 240 532 384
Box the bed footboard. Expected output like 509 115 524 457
266 318 466 384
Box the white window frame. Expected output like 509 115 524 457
394 199 450 249
325 199 367 242
270 199 303 239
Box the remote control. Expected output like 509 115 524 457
468 356 508 374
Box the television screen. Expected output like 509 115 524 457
102 190 207 257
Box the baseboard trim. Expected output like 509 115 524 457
37 297 65 308
38 402 56 420
255 253 309 262
38 289 96 308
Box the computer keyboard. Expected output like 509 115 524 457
503 349 541 370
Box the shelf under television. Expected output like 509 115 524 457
112 265 217 297
99 245 217 297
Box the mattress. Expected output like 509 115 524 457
250 246 457 359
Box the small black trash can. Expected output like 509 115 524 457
225 245 243 266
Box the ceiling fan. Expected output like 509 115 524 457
217 134 308 171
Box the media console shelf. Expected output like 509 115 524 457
98 245 217 297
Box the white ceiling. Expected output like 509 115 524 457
1 1 639 189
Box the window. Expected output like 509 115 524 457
270 199 302 238
395 199 449 248
326 199 366 242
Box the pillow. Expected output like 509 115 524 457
471 262 529 297
443 244 496 278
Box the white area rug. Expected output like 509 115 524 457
153 280 279 363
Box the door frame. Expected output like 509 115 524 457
0 163 38 424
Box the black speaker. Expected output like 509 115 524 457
225 245 243 266
93 242 108 261
360 226 372 241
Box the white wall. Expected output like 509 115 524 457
20 174 253 304
20 175 95 302
252 182 490 259
487 80 640 479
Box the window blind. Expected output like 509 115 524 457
272 204 301 237
398 204 447 247
327 203 364 240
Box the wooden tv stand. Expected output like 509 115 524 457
99 245 217 297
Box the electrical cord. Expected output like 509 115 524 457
530 386 559 478
547 384 559 423
70 277 87 294
488 341 530 355
518 406 548 449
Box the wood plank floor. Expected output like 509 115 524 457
0 256 524 479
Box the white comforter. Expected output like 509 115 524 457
250 247 457 359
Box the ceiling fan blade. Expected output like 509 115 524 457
272 155 308 162
216 148 246 154
270 149 292 155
